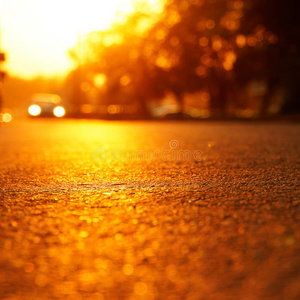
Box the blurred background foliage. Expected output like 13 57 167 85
5 0 300 119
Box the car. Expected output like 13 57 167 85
28 94 66 118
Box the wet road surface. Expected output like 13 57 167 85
0 119 299 300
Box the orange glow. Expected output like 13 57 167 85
0 0 163 79
166 10 181 27
120 75 131 86
225 51 237 61
212 36 223 51
122 264 134 276
0 113 12 123
201 54 213 67
232 10 243 19
195 66 207 77
143 45 154 58
221 10 242 31
223 51 237 71
223 62 233 71
197 21 206 31
80 104 94 114
225 20 239 31
199 37 209 47
200 91 210 102
233 0 244 10
266 33 279 44
247 35 257 47
129 49 139 59
205 19 215 30
81 82 91 92
103 33 124 47
134 282 148 296
107 105 121 114
155 49 179 70
156 56 170 69
170 36 180 47
156 29 168 40
94 74 107 88
255 26 266 42
236 34 246 48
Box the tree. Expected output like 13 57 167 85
141 0 243 115
238 0 300 114
67 0 299 118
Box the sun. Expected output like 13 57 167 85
45 0 136 35
0 0 162 79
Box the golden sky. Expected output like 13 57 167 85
0 0 160 79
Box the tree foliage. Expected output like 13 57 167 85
67 0 300 117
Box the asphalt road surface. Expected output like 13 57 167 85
0 119 299 300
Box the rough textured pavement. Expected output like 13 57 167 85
0 119 299 300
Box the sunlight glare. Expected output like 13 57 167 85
0 0 163 78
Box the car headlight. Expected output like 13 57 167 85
53 106 65 117
28 105 41 116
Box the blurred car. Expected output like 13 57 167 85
28 94 66 118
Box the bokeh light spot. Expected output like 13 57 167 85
120 75 131 86
28 105 41 116
122 264 134 276
206 19 215 30
199 36 209 47
1 113 13 123
236 34 246 48
134 282 148 296
53 106 66 117
94 73 107 88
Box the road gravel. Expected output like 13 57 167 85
0 119 299 300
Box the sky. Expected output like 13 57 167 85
0 0 158 79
